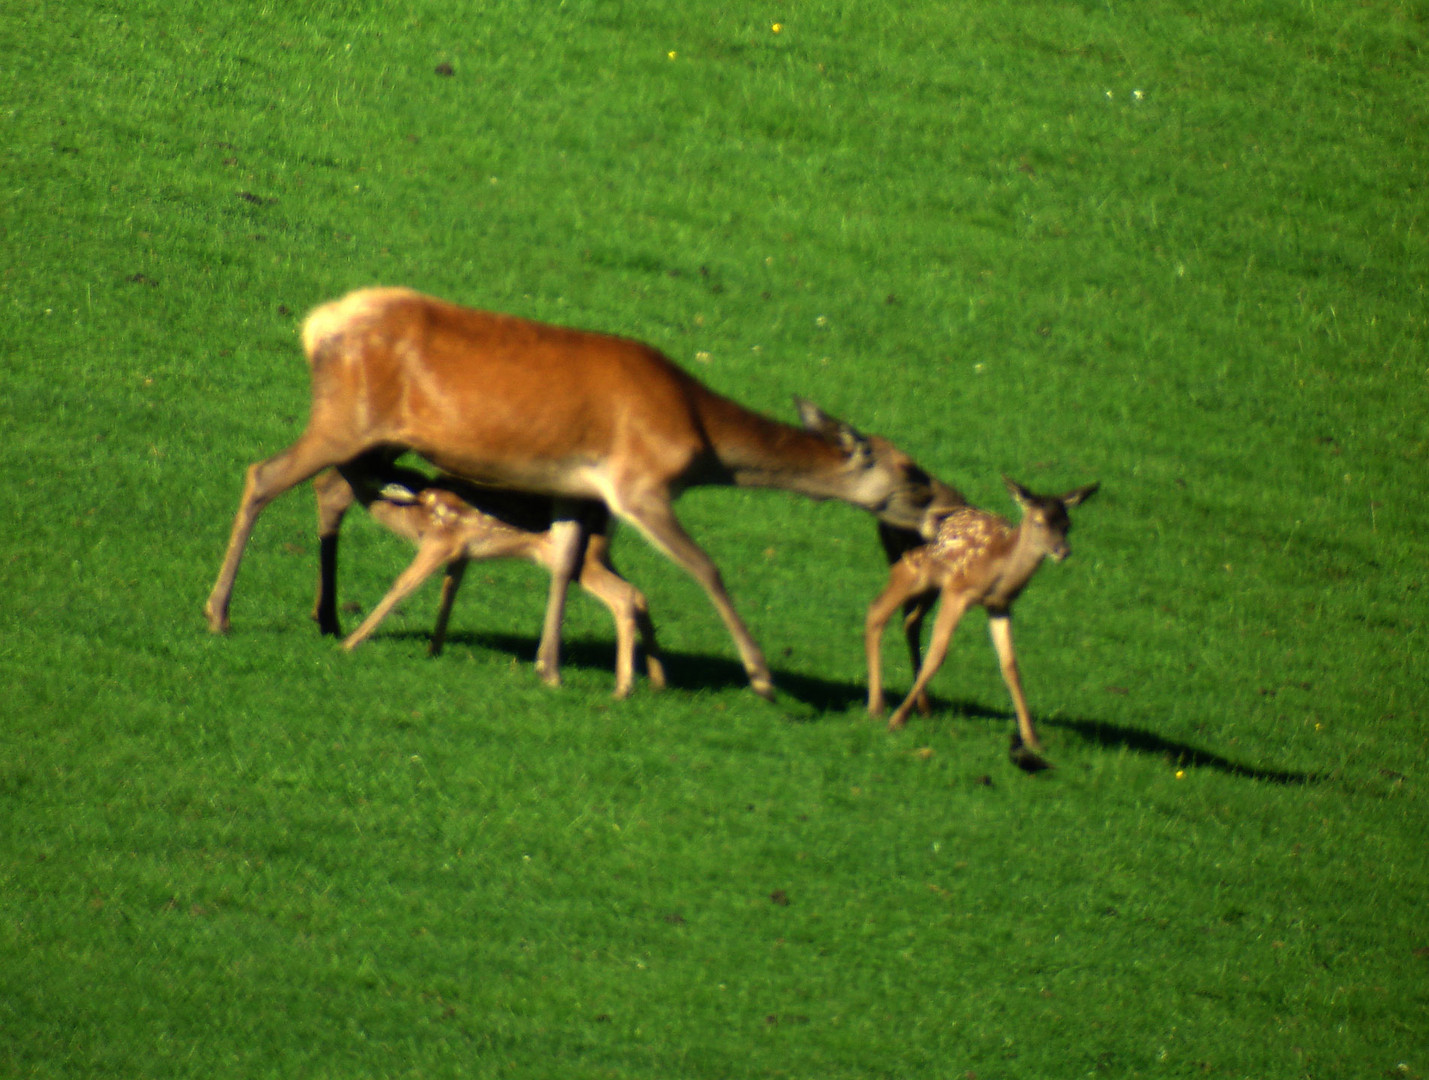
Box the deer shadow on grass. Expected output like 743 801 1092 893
394 630 1316 784
860 693 1318 785
400 628 868 706
1047 714 1319 785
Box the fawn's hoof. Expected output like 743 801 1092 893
1009 733 1053 773
533 653 562 687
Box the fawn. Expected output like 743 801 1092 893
311 464 665 699
865 477 1098 749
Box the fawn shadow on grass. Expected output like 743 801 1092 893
888 698 1318 786
425 631 1314 784
1049 715 1319 785
907 701 1317 785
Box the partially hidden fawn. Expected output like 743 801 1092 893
311 463 665 699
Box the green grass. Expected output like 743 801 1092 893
3 0 1427 1076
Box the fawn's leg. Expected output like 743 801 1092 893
888 591 971 731
866 561 928 716
588 525 666 692
632 594 666 690
311 468 356 636
573 548 642 700
342 539 455 651
901 597 934 716
988 612 1042 752
428 558 468 657
865 575 915 716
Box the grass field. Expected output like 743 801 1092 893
2 0 1427 1076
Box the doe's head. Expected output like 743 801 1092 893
794 397 939 531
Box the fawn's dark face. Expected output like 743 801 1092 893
1033 500 1075 562
1005 478 1099 562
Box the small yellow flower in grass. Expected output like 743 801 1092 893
668 50 677 60
1175 769 1186 780
772 23 783 33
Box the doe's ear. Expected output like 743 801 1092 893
794 396 837 436
794 397 872 464
1061 482 1100 508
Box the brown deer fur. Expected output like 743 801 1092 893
206 287 937 697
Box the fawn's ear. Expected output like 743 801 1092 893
1002 475 1035 508
795 397 872 465
1061 482 1100 508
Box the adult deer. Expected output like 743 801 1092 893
310 464 665 698
865 476 1098 748
205 287 937 698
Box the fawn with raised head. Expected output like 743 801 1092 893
865 477 1098 749
311 464 665 699
206 287 938 698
